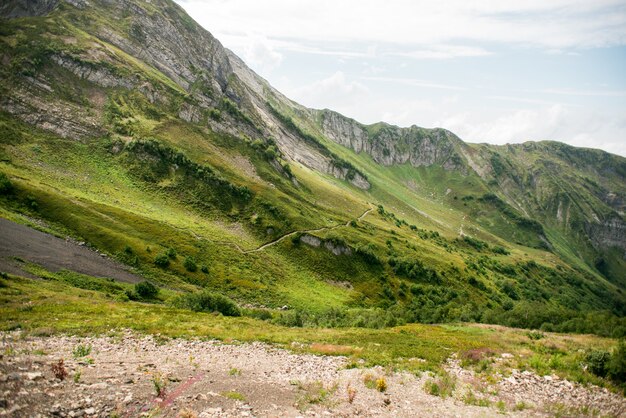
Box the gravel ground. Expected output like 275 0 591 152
0 331 624 417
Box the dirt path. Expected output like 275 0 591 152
245 205 373 254
0 217 141 283
0 332 623 418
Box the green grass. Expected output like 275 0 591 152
0 273 622 392
0 0 624 351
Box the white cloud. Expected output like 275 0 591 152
288 71 370 110
177 0 626 51
390 45 492 60
437 106 626 156
361 76 467 91
241 35 283 73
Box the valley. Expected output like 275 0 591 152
0 0 625 415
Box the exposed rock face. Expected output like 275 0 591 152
319 110 465 172
324 240 352 256
300 234 352 256
0 0 59 18
586 217 626 254
299 234 321 248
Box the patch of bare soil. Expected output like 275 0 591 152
1 332 624 417
0 218 141 283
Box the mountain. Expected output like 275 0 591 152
1 0 625 335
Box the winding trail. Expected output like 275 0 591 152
245 204 373 254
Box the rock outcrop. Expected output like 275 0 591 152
319 110 466 172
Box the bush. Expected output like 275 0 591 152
171 291 240 316
183 256 197 272
208 108 221 121
166 248 177 259
586 349 611 377
492 245 510 255
0 172 14 195
154 254 170 268
135 281 159 299
608 340 626 383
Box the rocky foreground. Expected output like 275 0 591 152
0 331 624 417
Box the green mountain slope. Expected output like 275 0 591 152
0 0 624 336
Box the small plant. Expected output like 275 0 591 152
223 390 246 401
426 380 440 397
424 371 456 398
347 383 356 404
73 368 82 383
514 401 530 411
183 256 197 272
363 373 376 389
496 400 507 412
462 390 491 407
51 359 68 380
375 376 387 392
295 381 337 411
201 265 209 274
151 371 168 397
527 330 544 340
166 247 177 259
228 367 241 376
72 343 92 358
179 409 198 418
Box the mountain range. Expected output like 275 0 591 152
1 0 625 334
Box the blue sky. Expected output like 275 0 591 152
175 0 626 156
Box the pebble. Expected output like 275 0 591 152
1 331 625 418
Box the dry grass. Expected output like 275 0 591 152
309 343 361 356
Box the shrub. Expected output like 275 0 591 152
208 108 221 121
608 341 626 383
463 236 488 251
183 256 197 272
171 291 240 316
135 281 159 299
586 349 610 377
0 172 14 194
154 253 170 268
166 248 177 259
493 245 510 255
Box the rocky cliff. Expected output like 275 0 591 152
318 110 466 171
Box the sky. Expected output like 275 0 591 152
175 0 626 157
